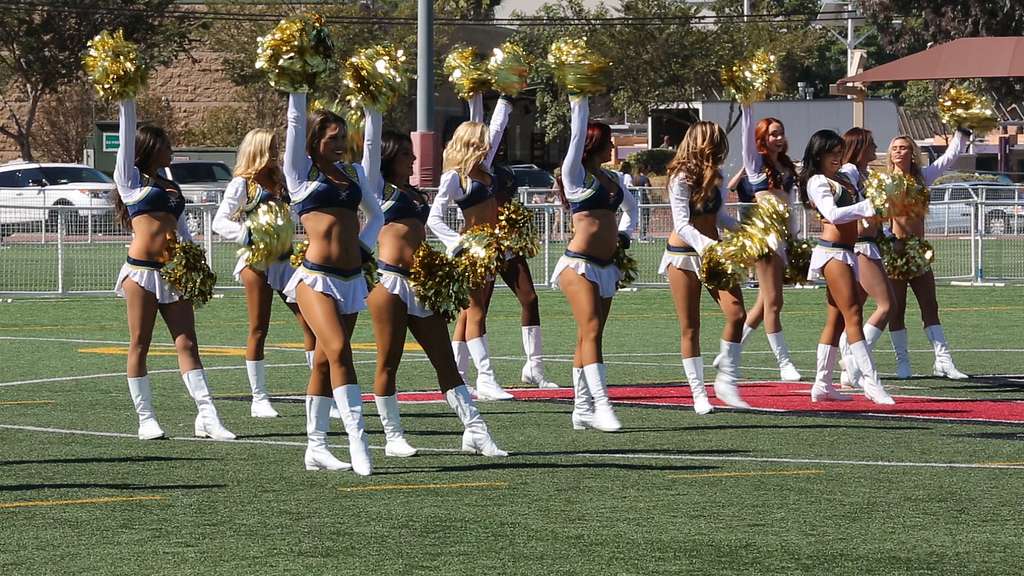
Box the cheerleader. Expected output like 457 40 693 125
427 94 514 401
365 128 507 458
835 128 893 388
212 129 317 418
466 95 558 389
661 121 750 413
799 130 894 404
550 95 638 432
886 131 970 379
283 92 384 474
112 98 235 441
738 104 802 381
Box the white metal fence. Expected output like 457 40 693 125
1 184 1022 296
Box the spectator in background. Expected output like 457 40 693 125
631 164 653 240
659 135 674 149
619 161 634 188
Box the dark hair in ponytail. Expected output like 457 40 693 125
798 129 846 207
113 125 172 230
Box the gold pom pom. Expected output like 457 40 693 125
162 236 217 307
547 37 609 96
699 196 789 289
444 45 492 100
290 239 309 268
488 42 529 97
864 171 928 220
409 243 471 323
362 258 379 292
238 200 294 271
698 234 742 290
344 44 409 111
722 49 781 106
83 30 148 100
255 14 333 93
455 225 503 289
879 235 935 281
938 86 998 133
612 241 639 289
495 200 539 259
784 238 815 284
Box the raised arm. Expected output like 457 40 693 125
741 104 767 191
483 96 513 170
361 105 383 199
426 171 463 254
284 93 313 196
356 164 384 250
807 175 874 225
212 177 249 244
922 128 969 186
616 171 638 239
669 176 717 254
560 95 589 194
114 100 142 200
468 93 484 123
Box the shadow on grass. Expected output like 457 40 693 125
950 431 1024 442
0 455 215 466
369 462 717 475
929 375 1024 396
0 482 227 492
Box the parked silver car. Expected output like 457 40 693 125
926 183 1024 236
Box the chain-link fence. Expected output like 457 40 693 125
1 184 1022 295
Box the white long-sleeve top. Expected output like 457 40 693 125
211 177 250 244
426 97 513 253
741 103 801 235
921 129 968 186
114 99 192 242
668 176 739 255
806 174 875 225
838 163 865 197
559 96 638 238
284 92 384 249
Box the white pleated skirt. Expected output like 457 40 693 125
114 260 181 304
551 251 620 299
808 244 859 282
379 269 433 318
284 263 367 315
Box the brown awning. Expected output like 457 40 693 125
839 36 1024 85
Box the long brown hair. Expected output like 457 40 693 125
842 127 874 168
755 117 796 189
667 121 728 208
113 125 171 230
306 109 347 164
380 129 412 184
555 121 612 208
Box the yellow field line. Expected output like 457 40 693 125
0 495 166 510
0 400 54 406
339 481 507 493
668 469 824 479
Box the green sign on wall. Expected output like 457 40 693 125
102 132 120 152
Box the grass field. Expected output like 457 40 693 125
1 286 1023 575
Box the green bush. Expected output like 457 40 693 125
626 148 676 175
931 172 1002 185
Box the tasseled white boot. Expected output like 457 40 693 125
682 357 713 415
374 394 417 457
182 369 236 440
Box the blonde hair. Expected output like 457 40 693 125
443 121 490 182
887 135 924 185
234 128 285 194
667 121 729 207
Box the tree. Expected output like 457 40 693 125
0 0 204 161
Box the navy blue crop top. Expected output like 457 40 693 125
455 177 495 211
381 184 430 225
125 178 186 220
570 170 623 214
292 162 362 216
690 188 723 216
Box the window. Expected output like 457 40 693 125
39 167 112 185
0 171 19 187
171 163 232 184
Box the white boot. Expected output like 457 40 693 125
810 344 851 402
304 395 351 471
925 324 968 379
713 340 751 408
374 394 417 457
305 350 315 369
468 335 513 400
307 350 342 418
715 325 754 369
571 367 593 430
520 326 559 388
890 329 913 379
127 376 165 440
332 384 373 475
452 340 470 385
767 331 802 381
838 331 861 389
682 357 713 415
246 360 279 418
182 369 236 440
583 363 621 432
864 323 884 348
850 340 895 405
446 384 507 456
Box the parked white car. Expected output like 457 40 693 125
0 162 116 231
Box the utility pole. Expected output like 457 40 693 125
411 0 439 186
